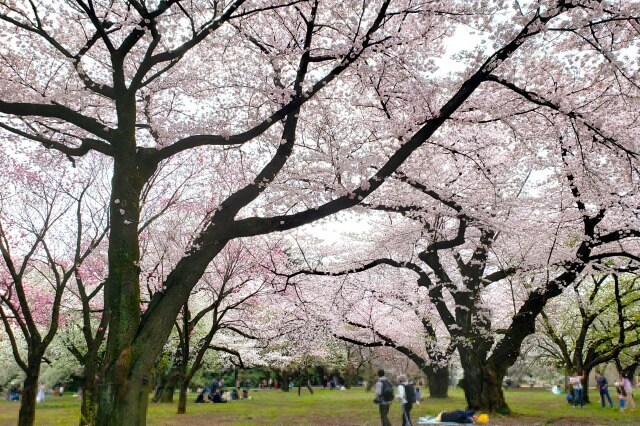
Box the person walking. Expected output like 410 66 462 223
375 369 393 426
568 370 585 408
396 375 415 426
595 371 613 408
621 373 636 410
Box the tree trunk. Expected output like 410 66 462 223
158 367 179 404
582 368 592 404
153 366 178 403
458 362 508 413
563 366 573 393
160 386 174 403
177 380 188 414
366 362 375 391
424 364 449 398
93 101 150 426
96 372 151 426
80 366 98 426
17 359 41 426
344 363 355 389
177 303 190 415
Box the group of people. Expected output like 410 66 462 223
375 369 480 425
3 383 67 403
35 383 67 403
195 379 250 404
374 369 427 426
322 375 346 390
568 369 636 412
1 385 21 401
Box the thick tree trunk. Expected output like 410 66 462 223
424 364 449 398
80 367 98 426
95 123 148 425
18 360 41 426
157 367 179 404
96 372 151 426
177 380 188 414
458 361 508 413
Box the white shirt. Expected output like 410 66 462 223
569 376 582 390
397 382 409 404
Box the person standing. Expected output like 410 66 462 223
621 373 636 410
595 371 613 408
615 381 627 412
36 383 45 403
375 369 393 426
568 371 585 408
396 375 415 426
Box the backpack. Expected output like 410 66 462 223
404 383 416 404
381 379 394 402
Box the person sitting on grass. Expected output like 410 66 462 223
195 389 208 403
241 389 249 399
9 387 20 401
211 390 228 403
230 388 239 400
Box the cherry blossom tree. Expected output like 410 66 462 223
60 242 110 426
1 1 639 423
0 154 108 426
282 92 640 411
293 261 457 398
538 272 640 402
172 239 285 413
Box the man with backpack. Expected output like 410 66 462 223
396 374 415 426
375 369 394 426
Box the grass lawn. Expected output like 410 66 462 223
1 387 639 425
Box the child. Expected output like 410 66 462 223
615 381 627 412
415 388 422 405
